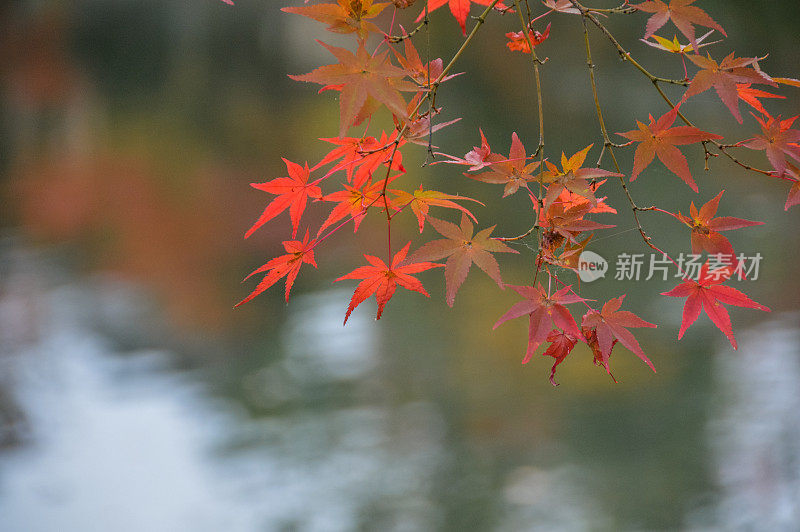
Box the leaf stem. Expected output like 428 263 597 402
513 0 547 281
378 0 504 258
573 6 665 256
386 19 428 43
570 0 785 181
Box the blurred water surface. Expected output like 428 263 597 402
1 1 800 530
1 241 799 531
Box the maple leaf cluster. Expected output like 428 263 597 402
237 2 481 322
227 0 796 386
493 286 657 385
629 1 800 209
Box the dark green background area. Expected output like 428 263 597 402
1 1 798 530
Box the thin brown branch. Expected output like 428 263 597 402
571 0 786 183
573 5 666 255
386 19 428 43
378 0 504 255
496 224 539 242
513 0 548 280
571 0 688 86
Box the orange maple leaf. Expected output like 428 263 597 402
290 40 415 137
617 105 722 191
314 131 405 188
246 158 321 239
415 0 509 36
684 53 774 123
552 179 617 214
736 83 784 116
506 23 551 54
282 0 390 39
539 145 622 210
670 190 763 259
391 187 482 232
538 201 615 244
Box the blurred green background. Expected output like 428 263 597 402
1 0 799 530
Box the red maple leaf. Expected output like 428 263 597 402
736 83 784 116
551 179 617 214
542 329 579 386
582 295 657 377
683 53 774 123
786 170 800 210
633 0 725 52
582 326 617 381
465 132 541 197
661 263 770 348
617 105 722 191
670 190 763 259
335 242 443 324
411 213 518 306
741 114 800 177
313 136 370 183
395 93 463 147
493 284 585 363
314 131 405 188
246 158 321 239
787 184 800 209
415 0 509 36
236 231 318 306
435 128 494 171
317 175 399 236
289 40 415 137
